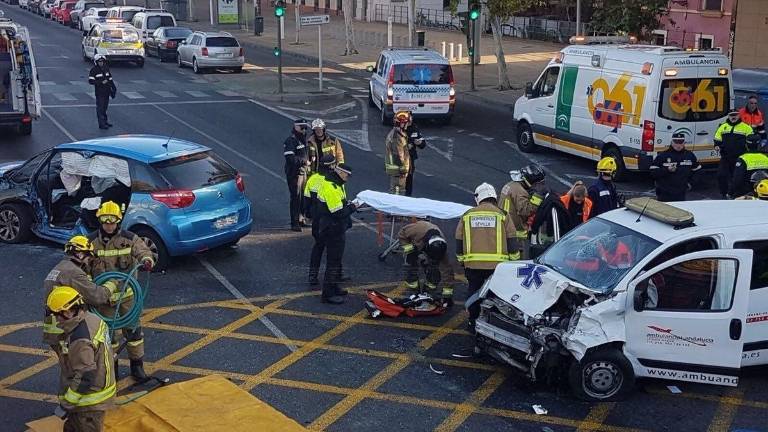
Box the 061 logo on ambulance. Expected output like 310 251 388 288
667 79 726 115
587 73 647 132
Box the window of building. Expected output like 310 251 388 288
702 0 722 11
651 30 667 46
696 34 714 50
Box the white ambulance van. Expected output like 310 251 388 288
471 198 768 401
513 37 733 180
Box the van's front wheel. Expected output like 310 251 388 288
568 348 634 402
516 121 537 153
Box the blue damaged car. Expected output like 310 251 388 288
0 135 252 269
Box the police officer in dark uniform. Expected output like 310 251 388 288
284 119 310 231
404 114 426 196
715 110 754 198
650 132 702 202
87 54 116 130
729 134 768 198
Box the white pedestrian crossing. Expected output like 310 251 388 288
52 93 76 101
132 80 149 85
341 77 360 82
153 90 177 98
185 90 208 98
349 87 366 91
69 80 85 86
40 81 56 86
121 91 145 100
216 90 242 97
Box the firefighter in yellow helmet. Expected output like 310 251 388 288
736 175 768 200
587 157 621 218
43 236 115 358
455 183 517 328
88 201 155 382
384 111 412 195
47 286 115 431
498 164 545 259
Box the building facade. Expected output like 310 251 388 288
731 0 768 68
653 0 735 51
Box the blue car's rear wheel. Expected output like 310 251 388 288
132 227 169 272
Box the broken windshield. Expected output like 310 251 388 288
535 218 661 294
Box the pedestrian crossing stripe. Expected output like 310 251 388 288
244 63 345 74
121 91 145 100
185 91 208 98
52 93 76 101
153 90 177 98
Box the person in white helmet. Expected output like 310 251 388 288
87 54 117 130
308 118 345 173
455 183 517 328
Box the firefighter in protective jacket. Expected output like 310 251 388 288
88 201 154 382
398 220 455 302
43 236 114 351
385 111 412 195
456 183 517 327
47 286 115 432
308 118 345 172
498 165 545 259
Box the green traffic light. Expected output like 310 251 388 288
275 6 284 17
469 8 479 20
273 47 281 56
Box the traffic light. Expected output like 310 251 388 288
273 46 281 56
469 3 480 20
468 47 474 57
275 0 285 17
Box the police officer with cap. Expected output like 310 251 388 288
730 134 768 198
715 110 754 198
284 118 310 231
650 132 702 202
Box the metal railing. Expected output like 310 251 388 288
498 16 588 43
373 4 460 31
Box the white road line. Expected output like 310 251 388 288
449 183 474 194
42 109 76 141
349 87 366 90
132 80 149 85
216 90 242 97
185 90 209 98
323 116 358 124
121 91 145 100
294 77 308 81
69 80 86 86
153 90 177 98
52 93 76 101
341 77 359 82
43 99 250 108
197 257 298 352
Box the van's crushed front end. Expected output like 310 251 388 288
472 261 624 382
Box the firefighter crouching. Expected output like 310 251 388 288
398 220 455 304
385 111 412 195
47 286 115 432
456 183 517 328
88 201 155 381
43 236 114 356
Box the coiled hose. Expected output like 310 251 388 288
92 264 149 331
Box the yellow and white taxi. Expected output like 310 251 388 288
81 20 145 67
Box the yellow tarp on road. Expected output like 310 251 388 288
27 375 306 432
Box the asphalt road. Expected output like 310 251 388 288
0 4 765 432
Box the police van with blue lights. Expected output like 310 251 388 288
367 48 456 125
471 198 768 401
513 36 734 180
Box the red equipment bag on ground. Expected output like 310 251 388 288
365 290 447 318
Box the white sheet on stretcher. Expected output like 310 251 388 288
355 190 472 220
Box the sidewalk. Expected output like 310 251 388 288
184 14 563 108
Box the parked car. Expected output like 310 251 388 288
39 0 54 17
70 0 104 29
130 10 176 42
145 26 191 62
48 0 62 19
27 0 42 14
78 6 109 31
177 31 244 74
82 22 144 67
0 135 253 270
55 0 77 25
105 5 143 22
19 0 29 9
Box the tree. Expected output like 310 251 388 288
485 0 538 90
342 0 358 55
590 0 668 39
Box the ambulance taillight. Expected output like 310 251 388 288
642 120 655 152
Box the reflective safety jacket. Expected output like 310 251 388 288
385 128 410 176
730 151 768 197
88 230 154 277
714 120 753 159
739 107 765 129
87 64 116 97
43 258 111 347
316 177 355 236
303 172 326 219
398 221 442 255
308 134 345 172
57 311 115 413
560 193 593 224
498 180 540 239
455 202 518 270
283 132 310 178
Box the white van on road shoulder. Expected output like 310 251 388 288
513 38 733 180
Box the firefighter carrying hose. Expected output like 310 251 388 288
398 220 454 304
47 286 115 432
88 201 155 382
